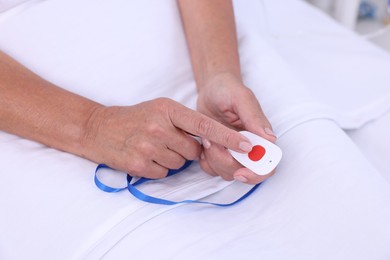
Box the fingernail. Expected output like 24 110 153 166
239 141 252 153
200 152 205 160
202 138 211 149
265 127 277 138
234 175 248 183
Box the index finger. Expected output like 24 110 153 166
168 103 252 153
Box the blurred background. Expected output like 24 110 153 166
306 0 390 52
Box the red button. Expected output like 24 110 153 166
248 145 266 161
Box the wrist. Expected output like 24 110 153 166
198 71 244 92
78 104 110 160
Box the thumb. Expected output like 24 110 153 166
235 94 277 143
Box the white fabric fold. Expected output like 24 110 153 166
234 0 390 133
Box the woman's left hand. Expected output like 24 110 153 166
197 73 277 184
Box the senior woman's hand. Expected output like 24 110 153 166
81 98 253 178
197 73 277 184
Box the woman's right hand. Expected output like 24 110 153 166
81 97 253 179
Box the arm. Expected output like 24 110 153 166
177 0 241 88
0 50 99 157
0 50 252 178
178 0 277 184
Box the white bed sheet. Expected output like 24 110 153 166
0 0 390 259
103 119 390 260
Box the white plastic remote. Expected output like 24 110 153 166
228 131 282 176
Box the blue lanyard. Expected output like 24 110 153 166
94 160 261 206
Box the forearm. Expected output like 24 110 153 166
0 51 102 156
177 0 242 88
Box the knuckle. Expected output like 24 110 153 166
241 86 256 100
196 118 214 136
136 140 154 153
154 97 173 110
155 97 171 104
170 157 186 170
184 141 201 160
126 159 147 175
145 122 165 138
221 131 235 147
151 169 169 179
188 149 201 161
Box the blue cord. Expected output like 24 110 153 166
94 160 261 206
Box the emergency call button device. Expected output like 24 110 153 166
229 131 282 176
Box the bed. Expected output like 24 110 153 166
1 0 390 259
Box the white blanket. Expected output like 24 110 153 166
0 0 390 259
